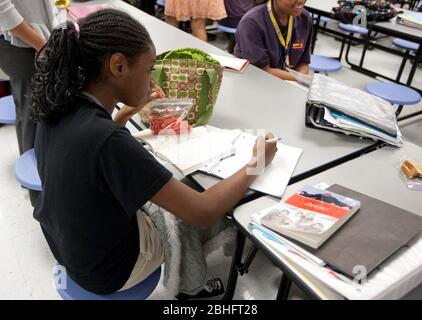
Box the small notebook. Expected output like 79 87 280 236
67 4 111 21
133 126 237 176
209 54 250 73
257 186 361 249
200 131 302 198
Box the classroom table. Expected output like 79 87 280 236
306 0 422 91
90 0 381 190
85 0 412 300
229 141 422 300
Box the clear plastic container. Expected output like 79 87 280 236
143 98 194 135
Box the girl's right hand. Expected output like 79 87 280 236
251 133 278 168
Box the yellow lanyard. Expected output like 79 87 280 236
267 0 293 68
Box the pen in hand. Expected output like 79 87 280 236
265 137 281 143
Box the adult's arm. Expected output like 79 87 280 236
0 0 46 51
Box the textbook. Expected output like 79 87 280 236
397 12 422 30
133 126 237 176
199 131 302 198
209 54 250 73
257 186 360 249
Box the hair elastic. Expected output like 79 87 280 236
73 21 80 39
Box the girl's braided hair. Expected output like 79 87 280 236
32 8 153 124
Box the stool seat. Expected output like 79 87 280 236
339 23 368 35
310 55 342 73
217 23 236 34
393 38 419 51
14 148 42 191
319 16 333 23
366 82 421 105
55 265 161 300
0 95 16 125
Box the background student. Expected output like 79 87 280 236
32 9 277 298
164 0 227 41
0 0 58 206
234 0 312 81
219 0 256 53
219 0 256 29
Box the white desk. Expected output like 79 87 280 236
93 0 379 190
233 141 422 299
305 0 339 15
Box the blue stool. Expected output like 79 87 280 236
0 95 16 125
54 265 161 300
338 23 369 35
310 55 342 74
14 148 42 191
366 82 421 116
393 38 420 82
319 16 333 24
338 23 369 62
217 23 236 34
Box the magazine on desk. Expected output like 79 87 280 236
255 186 361 249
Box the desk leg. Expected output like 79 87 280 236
222 229 246 300
276 274 292 300
311 16 321 54
358 28 371 71
406 43 422 87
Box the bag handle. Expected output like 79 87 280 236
205 68 220 103
152 63 165 89
195 67 220 125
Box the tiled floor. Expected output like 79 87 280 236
1 25 422 300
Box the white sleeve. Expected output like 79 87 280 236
0 0 24 31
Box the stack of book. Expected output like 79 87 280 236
306 74 403 147
250 184 422 286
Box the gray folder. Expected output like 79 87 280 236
307 184 422 279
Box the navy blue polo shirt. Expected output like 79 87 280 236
234 3 313 69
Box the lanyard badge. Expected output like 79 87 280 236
267 1 294 68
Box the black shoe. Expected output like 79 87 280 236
176 278 225 300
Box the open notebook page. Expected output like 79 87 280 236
200 132 302 198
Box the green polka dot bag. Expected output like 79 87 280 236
141 48 224 127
